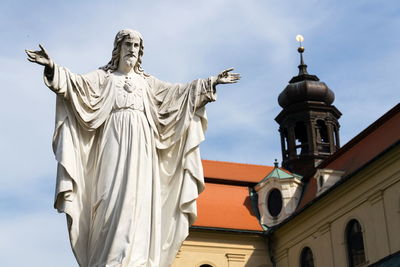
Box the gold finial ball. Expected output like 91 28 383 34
298 46 305 53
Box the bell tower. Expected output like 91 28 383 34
275 35 342 177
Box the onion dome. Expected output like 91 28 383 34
278 41 335 108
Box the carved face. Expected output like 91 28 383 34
119 34 141 69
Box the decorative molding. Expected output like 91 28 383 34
312 222 331 239
368 190 383 205
318 222 331 235
274 248 288 262
225 253 246 262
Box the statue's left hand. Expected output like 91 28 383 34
216 68 241 84
25 44 54 68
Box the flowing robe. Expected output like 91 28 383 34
44 65 216 267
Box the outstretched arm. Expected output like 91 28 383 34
25 44 55 79
25 44 99 99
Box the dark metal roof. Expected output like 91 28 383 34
278 47 335 108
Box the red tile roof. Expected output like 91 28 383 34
194 182 263 231
202 160 274 183
193 160 273 231
297 178 318 210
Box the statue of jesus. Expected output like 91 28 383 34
26 29 240 267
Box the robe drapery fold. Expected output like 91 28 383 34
45 66 216 267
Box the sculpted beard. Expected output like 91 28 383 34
124 54 137 68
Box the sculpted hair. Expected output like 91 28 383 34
100 29 147 76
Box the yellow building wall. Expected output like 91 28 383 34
172 229 272 267
273 145 400 267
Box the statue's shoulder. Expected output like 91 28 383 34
142 73 157 86
79 69 109 85
80 68 107 78
93 69 112 82
142 73 155 80
94 68 108 77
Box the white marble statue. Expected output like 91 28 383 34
26 29 240 267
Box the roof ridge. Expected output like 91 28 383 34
257 166 302 185
319 103 400 169
202 159 273 168
278 167 301 177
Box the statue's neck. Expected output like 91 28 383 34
117 68 134 76
117 61 136 76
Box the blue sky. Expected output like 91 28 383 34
0 0 399 266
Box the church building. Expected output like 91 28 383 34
172 42 400 267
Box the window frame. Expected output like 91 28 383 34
345 219 367 267
299 246 315 267
267 188 283 217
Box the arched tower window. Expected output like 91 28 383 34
199 265 213 267
316 120 329 153
316 120 328 142
346 219 366 267
333 125 340 148
280 127 289 159
294 121 308 155
300 247 314 267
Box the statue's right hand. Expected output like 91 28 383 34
25 44 54 68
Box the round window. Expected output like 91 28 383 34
267 189 283 217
